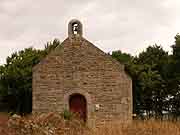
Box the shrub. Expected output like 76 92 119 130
62 109 73 120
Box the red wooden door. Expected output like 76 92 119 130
69 94 87 122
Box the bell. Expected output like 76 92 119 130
74 26 78 31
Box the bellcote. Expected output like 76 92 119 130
68 19 83 37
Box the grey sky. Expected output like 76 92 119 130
0 0 180 64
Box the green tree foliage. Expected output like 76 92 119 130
0 39 60 114
126 45 169 119
44 38 60 54
111 50 132 64
109 43 180 119
169 34 180 118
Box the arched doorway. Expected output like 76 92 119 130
69 94 87 122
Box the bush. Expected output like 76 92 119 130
62 109 73 120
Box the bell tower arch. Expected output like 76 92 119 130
68 19 83 37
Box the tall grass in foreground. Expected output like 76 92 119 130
7 113 180 135
93 120 180 135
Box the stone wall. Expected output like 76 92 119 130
33 36 132 127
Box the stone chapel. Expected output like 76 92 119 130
32 19 132 127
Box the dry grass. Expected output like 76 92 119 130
93 120 180 135
0 112 11 135
5 113 180 135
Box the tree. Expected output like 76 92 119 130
169 34 180 118
0 48 44 114
0 39 60 114
127 45 169 119
111 50 132 64
44 38 60 54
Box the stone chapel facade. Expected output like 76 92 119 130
33 19 132 127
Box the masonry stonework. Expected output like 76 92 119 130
33 19 132 127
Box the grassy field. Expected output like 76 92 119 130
1 113 180 135
93 120 180 135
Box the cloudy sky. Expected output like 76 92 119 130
0 0 180 65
